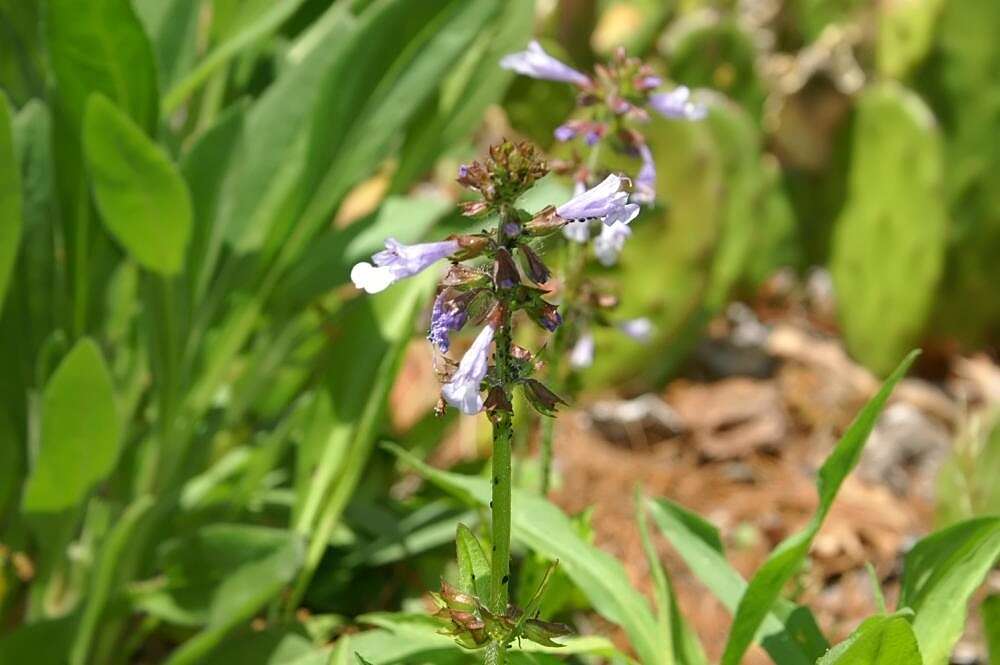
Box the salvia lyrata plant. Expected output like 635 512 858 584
352 138 651 659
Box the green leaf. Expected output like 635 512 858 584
137 524 301 626
984 594 1000 664
289 271 437 607
282 0 500 261
817 612 923 664
161 527 305 665
193 627 319 665
877 0 945 79
647 497 827 665
0 615 77 665
386 445 665 665
719 351 918 665
70 496 154 665
162 0 309 113
830 84 947 375
635 488 707 665
0 91 22 310
898 517 1000 665
133 0 201 92
392 0 533 190
45 0 159 132
23 338 121 512
455 523 491 600
83 94 192 275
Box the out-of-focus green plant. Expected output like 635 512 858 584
0 0 528 661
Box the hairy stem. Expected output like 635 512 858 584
486 209 519 663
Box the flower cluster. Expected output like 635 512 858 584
350 139 638 417
501 41 707 265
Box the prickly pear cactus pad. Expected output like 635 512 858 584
830 83 947 375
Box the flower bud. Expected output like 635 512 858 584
522 618 572 647
459 200 489 217
493 247 520 289
528 299 561 332
451 234 489 260
523 206 565 236
484 386 513 418
522 379 567 417
517 244 551 284
441 263 487 287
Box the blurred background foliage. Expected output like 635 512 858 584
0 0 997 663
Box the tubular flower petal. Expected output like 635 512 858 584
441 324 495 415
500 41 590 86
618 317 654 342
594 221 632 266
649 86 707 120
632 144 657 205
556 174 639 226
351 238 458 294
569 331 595 369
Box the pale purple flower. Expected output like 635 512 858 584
638 75 663 90
556 174 640 226
351 238 458 294
594 221 632 266
554 124 576 142
500 41 590 86
441 324 495 414
562 180 591 242
428 291 469 353
618 317 654 342
632 144 656 205
562 220 591 243
650 86 707 121
569 330 595 369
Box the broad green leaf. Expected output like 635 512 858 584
817 612 923 664
83 95 192 275
455 523 491 599
70 496 154 665
387 445 665 665
898 517 1000 665
830 84 947 375
23 338 121 512
720 351 917 665
647 498 827 665
162 527 304 665
45 0 158 132
0 615 77 664
0 92 22 310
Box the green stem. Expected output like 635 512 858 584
486 210 518 664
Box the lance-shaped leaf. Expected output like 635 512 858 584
719 351 917 665
817 611 923 664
